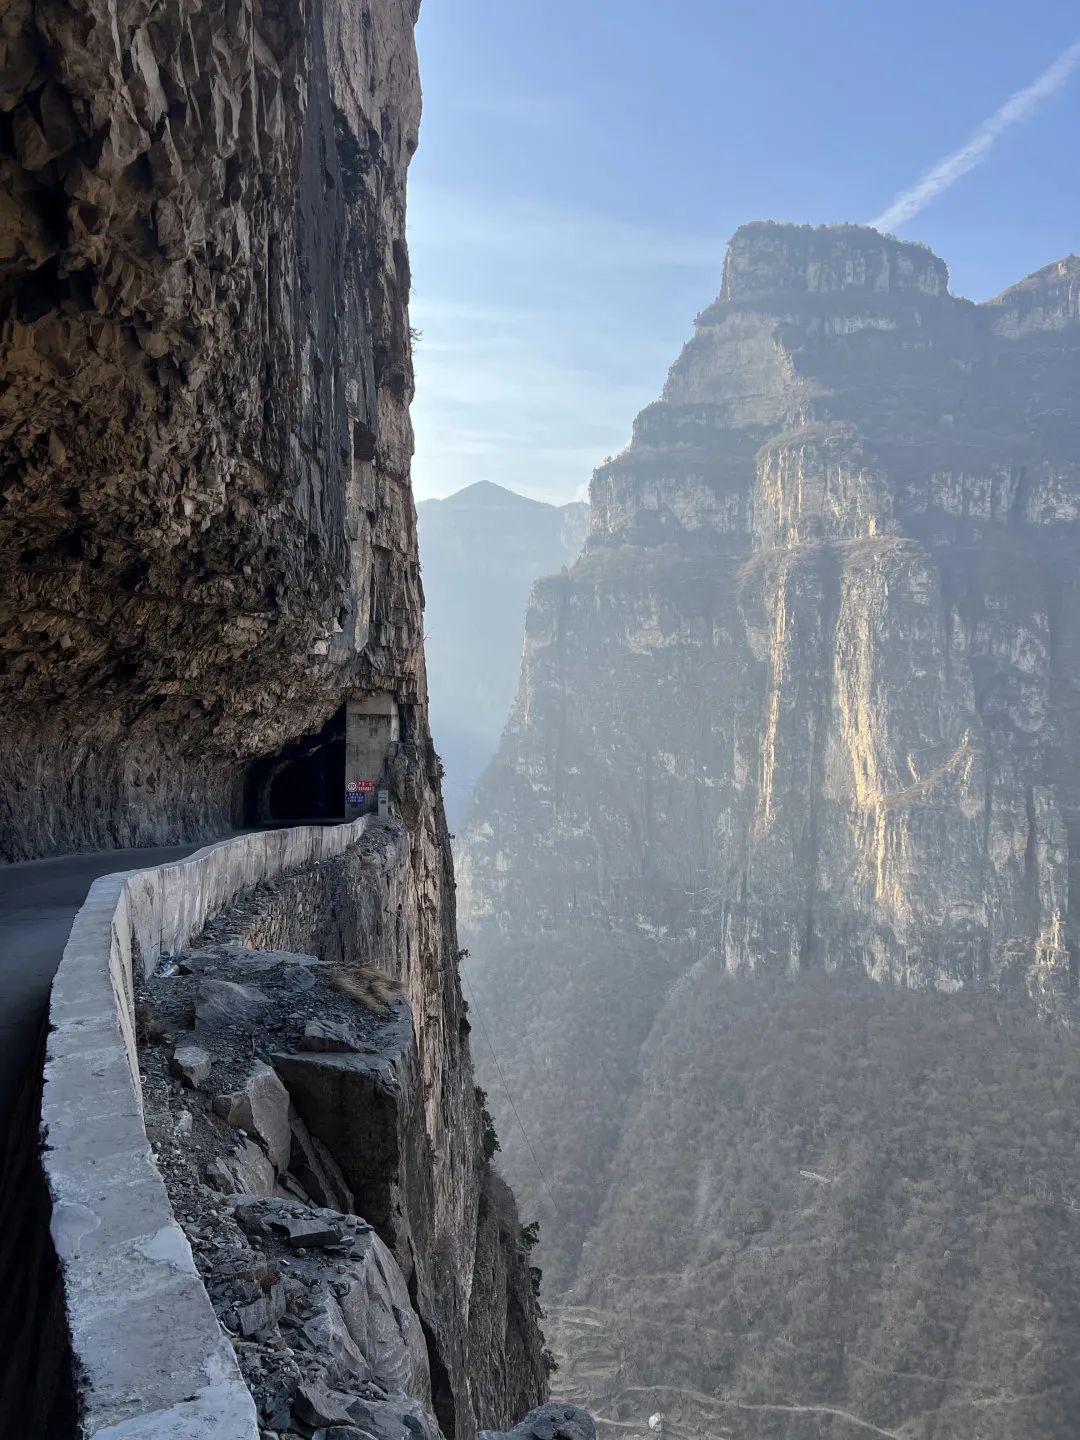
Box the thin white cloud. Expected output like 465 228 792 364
871 38 1080 231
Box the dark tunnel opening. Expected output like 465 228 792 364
243 705 346 825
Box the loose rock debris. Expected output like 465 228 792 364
138 938 438 1439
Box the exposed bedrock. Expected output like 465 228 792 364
0 0 424 859
1 0 556 1432
460 223 1080 1006
458 224 1080 1437
183 821 549 1436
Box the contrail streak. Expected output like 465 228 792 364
871 39 1080 231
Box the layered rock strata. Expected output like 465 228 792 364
461 226 1080 1003
1 1 556 1431
458 226 1080 1438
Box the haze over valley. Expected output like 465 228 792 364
2 4 1079 1438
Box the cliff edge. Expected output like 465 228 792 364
458 223 1080 1438
0 1 550 1434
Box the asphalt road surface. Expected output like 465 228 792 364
0 843 205 1129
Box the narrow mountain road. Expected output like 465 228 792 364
0 842 206 1127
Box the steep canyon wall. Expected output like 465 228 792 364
1 0 423 858
462 225 1080 1000
459 225 1080 1438
0 2 552 1433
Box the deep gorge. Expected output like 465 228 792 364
0 2 563 1435
458 224 1080 1439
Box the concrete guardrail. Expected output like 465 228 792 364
42 820 369 1439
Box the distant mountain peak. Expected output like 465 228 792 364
426 480 544 510
421 480 586 514
983 253 1080 337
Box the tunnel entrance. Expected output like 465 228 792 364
244 706 346 826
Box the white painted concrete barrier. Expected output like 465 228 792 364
42 820 369 1439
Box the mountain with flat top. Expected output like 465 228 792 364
458 223 1080 1439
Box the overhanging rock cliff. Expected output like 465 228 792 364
1 0 424 859
1 0 554 1434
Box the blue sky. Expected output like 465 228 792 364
407 1 1080 504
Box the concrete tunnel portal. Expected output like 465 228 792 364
243 693 400 825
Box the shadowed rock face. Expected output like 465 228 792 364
0 3 552 1433
0 0 425 859
461 223 1080 1006
458 224 1080 1438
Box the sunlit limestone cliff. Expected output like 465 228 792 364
458 225 1080 1439
462 223 1080 1006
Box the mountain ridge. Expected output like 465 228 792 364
422 479 586 513
458 220 1080 1439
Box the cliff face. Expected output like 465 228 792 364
0 0 423 859
417 482 587 826
458 226 1080 1437
138 823 547 1439
1 2 550 1431
461 225 1080 1005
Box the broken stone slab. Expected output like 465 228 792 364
247 1204 344 1248
206 1139 277 1197
478 1405 596 1440
196 977 270 1027
234 1279 287 1339
292 1380 356 1429
281 1215 344 1249
300 1293 371 1388
228 1194 329 1240
301 1018 362 1052
170 1042 212 1087
316 1395 438 1440
213 1062 292 1173
272 1006 419 1235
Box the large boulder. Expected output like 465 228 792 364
213 1062 292 1173
231 1196 433 1407
196 979 270 1029
205 1139 277 1197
